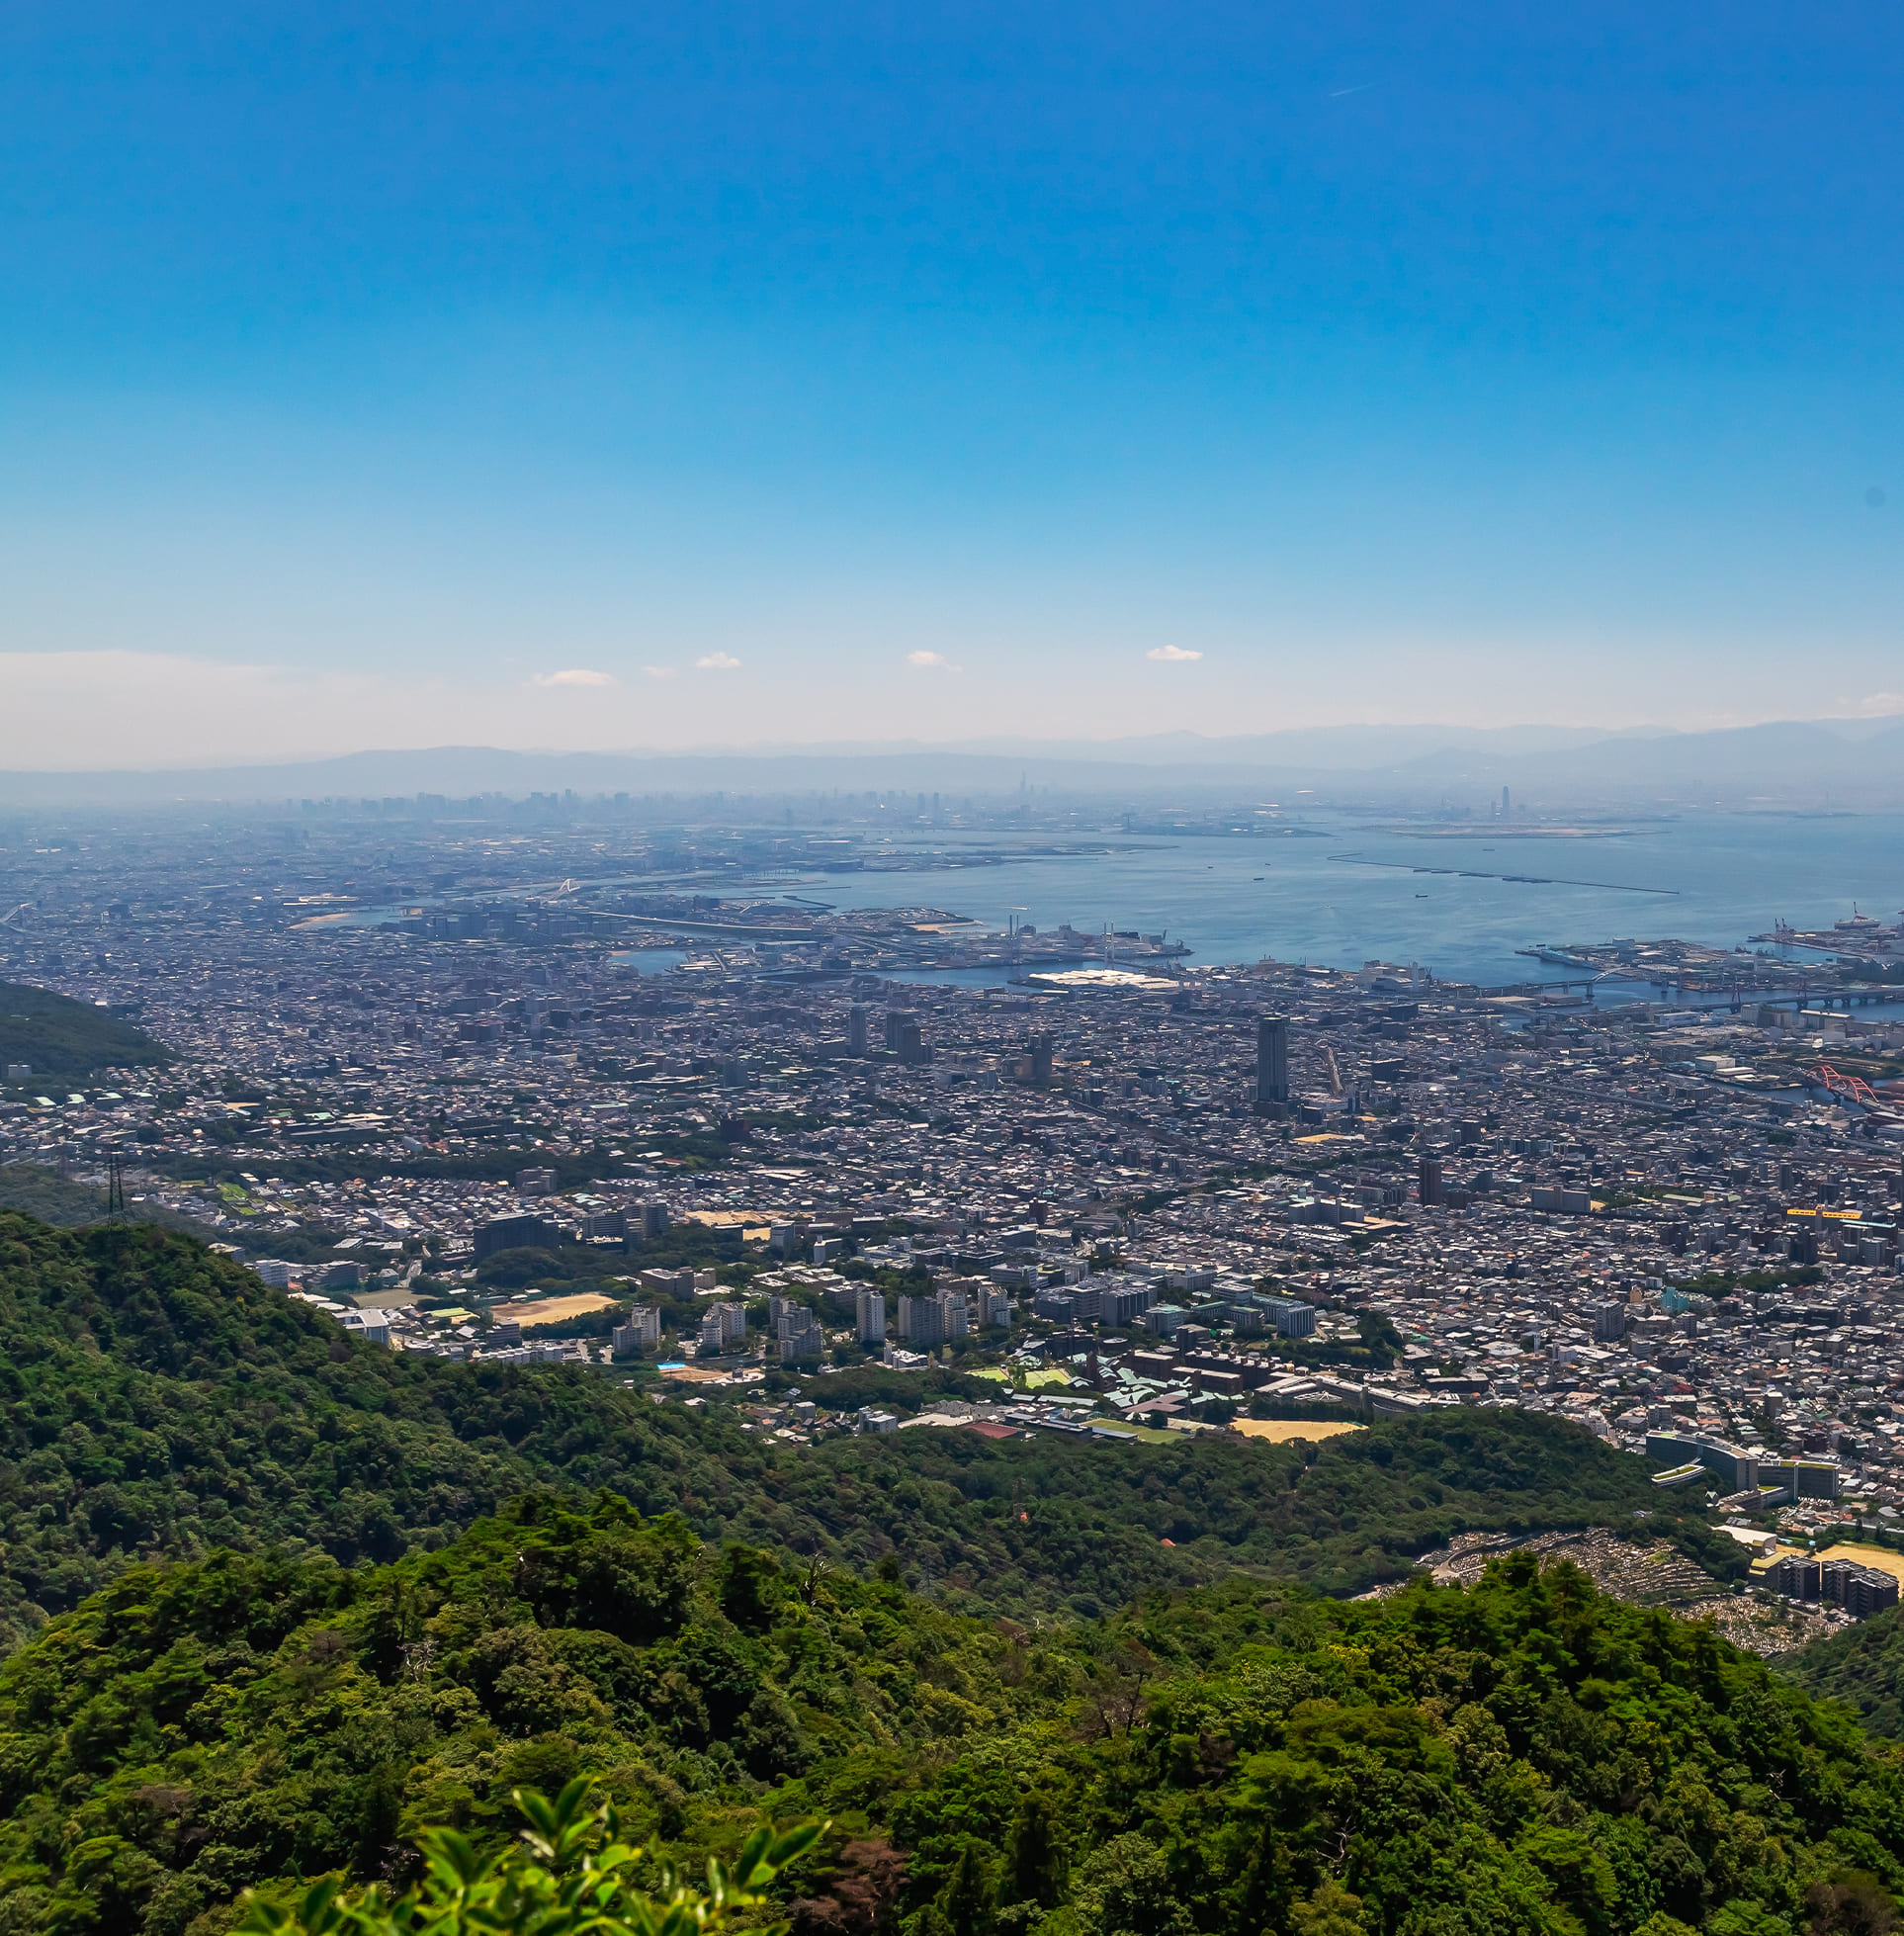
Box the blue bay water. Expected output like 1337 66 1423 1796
801 815 1904 987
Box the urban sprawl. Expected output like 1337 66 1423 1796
6 803 1904 1628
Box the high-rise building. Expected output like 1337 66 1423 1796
702 1300 748 1349
476 1212 559 1260
1255 1014 1289 1113
856 1288 887 1343
612 1307 661 1357
1418 1154 1445 1206
1029 1033 1054 1087
776 1309 824 1361
897 1293 945 1346
1104 1283 1153 1327
847 1004 869 1056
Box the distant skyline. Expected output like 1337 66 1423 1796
5 3 1904 764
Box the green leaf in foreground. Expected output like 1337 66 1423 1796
237 1779 822 1936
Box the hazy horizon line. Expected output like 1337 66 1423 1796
8 708 1904 779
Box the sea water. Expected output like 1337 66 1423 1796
808 814 1904 987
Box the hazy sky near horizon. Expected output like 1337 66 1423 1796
5 2 1904 764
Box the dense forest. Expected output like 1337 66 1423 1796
1781 1605 1904 1742
0 982 171 1082
0 1212 1729 1650
1 1498 1899 1936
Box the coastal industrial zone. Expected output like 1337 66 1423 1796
7 798 1904 1644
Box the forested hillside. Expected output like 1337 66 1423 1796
0 1163 223 1239
0 981 171 1081
1781 1604 1904 1741
0 1502 1898 1936
0 1212 1709 1648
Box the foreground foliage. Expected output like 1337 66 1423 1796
0 1502 1898 1936
0 1212 1711 1647
237 1781 819 1936
0 1497 1022 1936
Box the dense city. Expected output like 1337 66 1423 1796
6 799 1904 1634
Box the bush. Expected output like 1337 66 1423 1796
237 1781 820 1936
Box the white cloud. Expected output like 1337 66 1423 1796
907 650 957 670
1844 691 1904 718
1146 644 1203 662
695 652 741 671
531 667 616 688
642 664 677 680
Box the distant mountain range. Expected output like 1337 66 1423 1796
2 716 1901 808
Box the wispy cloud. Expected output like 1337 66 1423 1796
1146 644 1203 663
531 667 616 688
642 664 677 680
695 652 741 671
907 650 958 670
1843 690 1904 718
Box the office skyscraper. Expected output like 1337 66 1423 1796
1255 1013 1289 1114
847 1004 868 1056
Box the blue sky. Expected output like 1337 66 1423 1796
4 1 1903 761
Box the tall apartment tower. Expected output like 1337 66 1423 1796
1029 1033 1054 1087
1418 1153 1445 1207
847 1004 869 1056
897 1293 945 1346
1254 1013 1289 1114
856 1287 887 1344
